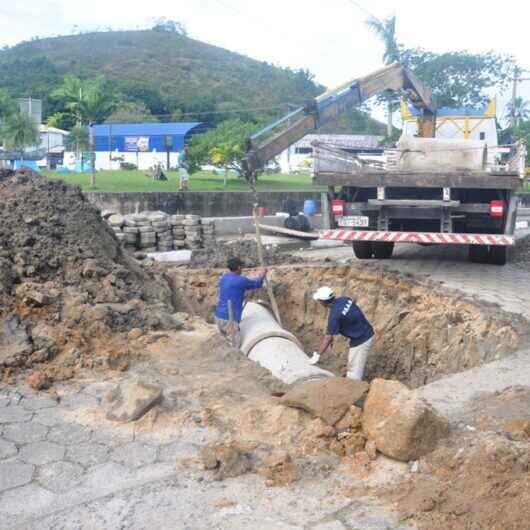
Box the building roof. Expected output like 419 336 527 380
297 134 383 150
92 122 203 136
402 98 497 120
40 125 69 135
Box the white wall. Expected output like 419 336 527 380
39 132 65 152
403 117 498 145
278 145 313 174
91 150 182 171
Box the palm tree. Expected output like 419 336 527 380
365 15 400 136
53 75 115 187
505 97 530 127
1 112 40 158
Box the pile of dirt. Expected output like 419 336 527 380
393 431 530 529
172 264 524 387
189 238 303 269
0 169 176 382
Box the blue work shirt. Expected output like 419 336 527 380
327 297 374 347
215 272 265 323
177 151 188 169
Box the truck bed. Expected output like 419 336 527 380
314 170 522 190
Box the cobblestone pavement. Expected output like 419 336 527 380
298 230 530 321
0 380 412 530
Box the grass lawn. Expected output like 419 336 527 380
44 170 324 192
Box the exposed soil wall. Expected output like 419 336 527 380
173 264 524 387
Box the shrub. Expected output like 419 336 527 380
120 162 137 170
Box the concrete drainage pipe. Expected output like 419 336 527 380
239 302 333 385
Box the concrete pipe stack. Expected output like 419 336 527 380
170 215 186 249
107 214 125 244
104 210 217 252
201 220 216 247
126 213 155 252
183 215 202 250
147 212 173 252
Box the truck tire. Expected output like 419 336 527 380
373 242 394 259
469 245 489 264
488 246 507 266
352 241 373 259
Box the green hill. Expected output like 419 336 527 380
0 29 385 133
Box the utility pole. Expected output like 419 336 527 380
511 68 519 129
89 123 96 188
510 67 530 129
286 103 297 173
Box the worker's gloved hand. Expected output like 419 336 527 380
309 352 320 365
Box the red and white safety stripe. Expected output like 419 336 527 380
320 230 515 246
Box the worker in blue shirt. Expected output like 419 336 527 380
215 257 267 349
310 286 374 380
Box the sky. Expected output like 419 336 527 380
2 0 530 122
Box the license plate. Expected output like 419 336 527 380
337 215 369 227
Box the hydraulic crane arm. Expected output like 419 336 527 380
243 62 434 178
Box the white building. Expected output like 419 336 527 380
37 125 69 168
278 134 384 174
400 98 498 145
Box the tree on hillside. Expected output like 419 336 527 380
401 49 515 108
504 97 530 127
104 101 158 123
0 89 16 122
188 119 260 182
151 18 187 36
365 15 400 136
0 112 40 154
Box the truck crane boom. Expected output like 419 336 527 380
243 62 434 178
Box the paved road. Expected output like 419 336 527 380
0 380 410 530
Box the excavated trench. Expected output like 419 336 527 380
172 263 528 388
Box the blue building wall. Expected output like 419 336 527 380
92 122 209 152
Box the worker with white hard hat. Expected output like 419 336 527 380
309 286 374 380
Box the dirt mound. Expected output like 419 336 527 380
394 431 530 530
189 238 303 269
0 168 169 306
0 169 174 381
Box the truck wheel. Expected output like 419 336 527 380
469 245 489 264
488 246 507 266
352 241 373 259
373 242 394 259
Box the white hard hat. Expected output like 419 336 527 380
313 286 335 302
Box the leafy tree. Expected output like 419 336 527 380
46 111 75 130
151 18 187 36
210 143 243 186
401 49 515 108
170 108 184 122
1 111 40 152
0 89 16 121
365 15 400 136
188 119 260 181
64 125 88 152
504 97 530 127
104 101 158 123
